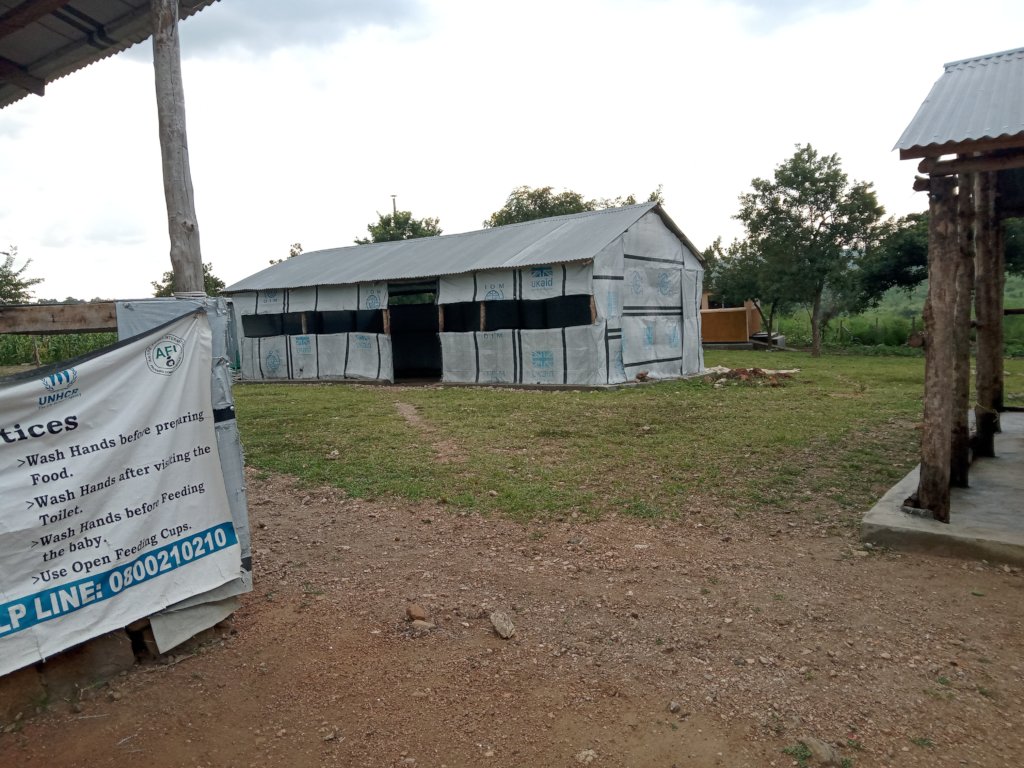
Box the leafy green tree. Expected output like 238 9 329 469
355 211 441 244
856 212 928 304
704 237 795 344
484 185 665 227
734 144 884 356
855 214 1023 305
152 262 225 297
0 247 43 304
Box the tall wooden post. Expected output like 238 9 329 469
974 171 1004 457
950 172 974 487
151 0 204 294
910 176 958 522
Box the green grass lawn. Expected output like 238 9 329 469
233 351 1024 525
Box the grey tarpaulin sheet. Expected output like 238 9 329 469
116 297 252 652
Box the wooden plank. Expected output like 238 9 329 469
589 295 597 324
975 171 1005 457
0 56 44 96
151 0 204 294
919 151 1024 177
950 172 974 488
382 308 391 336
437 305 445 333
0 303 117 335
908 176 957 522
900 134 1024 160
0 0 73 41
479 302 486 332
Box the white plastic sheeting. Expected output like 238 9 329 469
440 324 607 386
438 263 593 304
240 333 393 382
237 282 388 315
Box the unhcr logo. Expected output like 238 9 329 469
38 368 81 409
145 333 186 376
42 368 77 392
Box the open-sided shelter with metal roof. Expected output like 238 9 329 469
892 46 1024 522
223 203 706 386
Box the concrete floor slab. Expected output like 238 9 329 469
862 412 1024 564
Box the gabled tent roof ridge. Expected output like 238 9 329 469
332 201 659 253
224 202 702 294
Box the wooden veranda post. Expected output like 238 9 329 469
974 171 1004 457
911 176 958 522
950 172 974 487
151 0 204 294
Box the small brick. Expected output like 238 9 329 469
41 631 136 706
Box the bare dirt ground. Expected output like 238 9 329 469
3 469 1024 768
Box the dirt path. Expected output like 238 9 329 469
2 469 1023 768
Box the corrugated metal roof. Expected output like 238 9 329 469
224 203 701 293
895 46 1024 157
0 0 217 110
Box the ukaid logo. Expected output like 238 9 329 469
530 266 554 289
644 325 655 347
38 368 80 409
531 350 554 369
668 323 680 346
530 350 555 381
145 334 186 376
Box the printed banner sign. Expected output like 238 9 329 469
0 311 241 676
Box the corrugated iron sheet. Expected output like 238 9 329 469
895 46 1024 155
224 203 700 293
0 0 218 110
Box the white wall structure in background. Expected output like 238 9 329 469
224 203 705 386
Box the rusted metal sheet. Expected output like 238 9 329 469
0 303 117 335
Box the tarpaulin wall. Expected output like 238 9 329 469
593 212 704 382
116 297 252 652
440 324 607 386
232 284 393 382
239 333 393 382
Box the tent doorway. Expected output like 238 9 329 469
389 281 441 380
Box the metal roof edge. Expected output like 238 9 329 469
944 45 1024 70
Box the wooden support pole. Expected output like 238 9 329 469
479 302 486 332
437 304 445 332
908 176 958 522
151 0 203 294
383 308 391 336
950 172 974 487
974 171 1004 457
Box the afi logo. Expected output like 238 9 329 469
145 333 186 375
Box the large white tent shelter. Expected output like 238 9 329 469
223 203 705 386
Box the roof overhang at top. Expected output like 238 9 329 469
224 203 704 294
895 46 1024 160
0 0 217 110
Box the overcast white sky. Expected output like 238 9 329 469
1 0 1022 300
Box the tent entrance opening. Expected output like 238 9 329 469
389 281 441 380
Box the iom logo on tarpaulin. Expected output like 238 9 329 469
145 334 186 376
365 293 381 309
38 368 80 409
